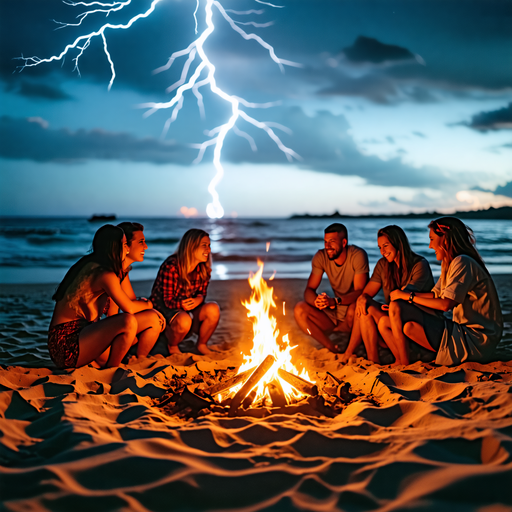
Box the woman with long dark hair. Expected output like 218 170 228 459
387 217 503 366
150 228 220 355
48 225 155 369
105 222 165 358
341 225 434 364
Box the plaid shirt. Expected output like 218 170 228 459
150 255 209 310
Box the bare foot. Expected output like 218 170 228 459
197 343 212 355
168 345 181 355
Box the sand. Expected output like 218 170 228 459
1 276 512 511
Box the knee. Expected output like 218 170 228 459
403 321 415 338
173 312 192 333
203 302 220 322
148 309 164 330
294 301 308 320
378 315 390 332
345 303 355 325
120 313 138 335
388 300 403 319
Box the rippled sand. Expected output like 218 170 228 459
1 277 511 511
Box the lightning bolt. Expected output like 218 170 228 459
17 0 302 218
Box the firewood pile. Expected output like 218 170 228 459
154 357 380 419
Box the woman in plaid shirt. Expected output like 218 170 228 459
150 229 220 355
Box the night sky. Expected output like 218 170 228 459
0 0 511 218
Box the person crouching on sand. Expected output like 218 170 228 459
105 222 166 359
386 217 503 366
294 223 369 352
48 225 158 369
150 228 220 355
341 225 434 364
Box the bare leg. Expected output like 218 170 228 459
333 302 356 333
195 302 220 355
133 309 166 358
77 313 138 368
165 312 192 354
342 312 362 362
378 315 401 363
404 322 435 351
360 312 380 363
388 300 431 366
294 301 338 352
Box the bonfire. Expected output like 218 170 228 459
157 261 363 418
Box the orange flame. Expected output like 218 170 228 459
232 260 312 404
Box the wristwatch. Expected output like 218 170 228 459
408 291 415 303
335 296 342 307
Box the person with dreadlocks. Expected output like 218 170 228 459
386 217 503 366
150 228 220 355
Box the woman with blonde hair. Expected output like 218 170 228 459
341 225 434 364
150 228 220 355
387 217 503 366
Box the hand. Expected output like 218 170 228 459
314 292 332 310
389 290 407 302
153 309 166 331
356 294 369 317
182 296 202 311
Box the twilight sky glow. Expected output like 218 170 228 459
0 0 511 218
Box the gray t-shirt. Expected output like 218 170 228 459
370 256 434 303
312 245 369 321
433 255 503 366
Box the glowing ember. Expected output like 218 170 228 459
228 260 313 405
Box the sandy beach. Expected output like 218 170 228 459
1 276 512 511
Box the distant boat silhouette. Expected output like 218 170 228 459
88 214 117 223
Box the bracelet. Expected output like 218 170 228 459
408 291 415 303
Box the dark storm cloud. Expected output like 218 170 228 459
6 80 72 101
0 0 197 96
0 116 192 164
495 181 512 197
342 36 416 65
221 106 457 189
3 1 511 104
461 103 512 132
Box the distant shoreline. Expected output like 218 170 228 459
289 206 512 220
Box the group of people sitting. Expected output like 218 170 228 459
48 217 503 370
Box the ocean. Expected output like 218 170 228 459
1 216 511 284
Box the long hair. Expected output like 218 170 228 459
52 224 125 301
174 228 211 293
117 221 144 245
429 217 489 275
377 225 420 291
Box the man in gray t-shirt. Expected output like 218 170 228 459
294 223 369 352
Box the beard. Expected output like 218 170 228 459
327 247 342 260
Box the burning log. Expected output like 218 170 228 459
267 379 288 407
277 368 318 397
229 354 275 415
242 390 257 409
204 366 256 396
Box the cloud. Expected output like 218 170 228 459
460 103 512 132
0 109 461 192
494 181 512 198
341 36 418 65
221 106 459 189
0 116 193 164
6 80 73 101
